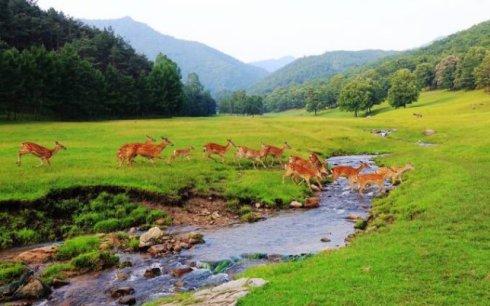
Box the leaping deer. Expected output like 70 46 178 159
203 139 235 162
351 173 386 195
283 160 323 191
308 152 329 178
170 146 195 162
117 135 155 167
261 141 291 166
17 141 66 167
234 145 268 169
331 162 370 188
134 137 173 164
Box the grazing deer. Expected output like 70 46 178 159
352 173 386 195
413 113 423 118
117 135 156 167
170 146 195 161
203 139 235 162
389 163 414 183
17 141 66 167
134 137 173 163
283 161 322 191
261 141 291 166
308 153 329 178
332 162 369 181
234 145 268 169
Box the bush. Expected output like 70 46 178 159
0 232 13 249
93 219 122 233
240 212 259 223
74 212 104 228
0 261 26 286
127 206 149 225
15 228 40 245
239 206 252 216
146 210 170 225
56 235 100 260
354 220 368 230
71 251 118 271
126 237 140 251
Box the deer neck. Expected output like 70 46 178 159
51 145 62 155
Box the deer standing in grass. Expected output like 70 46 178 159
117 135 155 167
261 141 291 166
170 146 195 162
134 137 173 164
17 141 66 167
203 139 234 162
234 145 268 169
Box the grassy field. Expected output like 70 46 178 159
1 90 489 304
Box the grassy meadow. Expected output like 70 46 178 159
1 90 489 303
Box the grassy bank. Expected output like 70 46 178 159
238 91 490 304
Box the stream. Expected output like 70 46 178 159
34 155 384 305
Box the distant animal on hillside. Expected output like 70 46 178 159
261 141 291 166
117 135 155 167
17 141 66 167
234 145 268 168
203 139 235 162
134 137 173 163
413 113 423 118
170 146 195 161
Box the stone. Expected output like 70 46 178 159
128 227 137 235
155 218 168 226
320 237 331 243
182 269 213 288
116 271 129 281
109 286 135 298
267 254 283 262
147 244 167 256
171 266 193 277
118 295 136 305
423 129 436 136
139 227 165 248
304 197 320 208
211 211 221 219
200 273 230 287
119 260 132 268
14 277 51 300
188 278 267 306
289 201 303 208
143 267 161 278
346 213 361 221
187 232 204 245
15 245 58 264
254 202 262 208
51 278 70 288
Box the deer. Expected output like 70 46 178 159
308 152 329 178
261 141 291 166
169 146 195 162
351 173 386 195
203 139 235 162
332 162 370 188
234 145 268 169
134 137 173 164
17 141 66 167
413 113 423 118
283 161 323 191
375 166 397 183
389 163 414 183
117 135 156 167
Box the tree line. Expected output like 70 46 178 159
217 91 264 116
0 0 216 120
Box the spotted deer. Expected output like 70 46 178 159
134 137 173 163
17 141 66 167
170 146 195 162
308 152 329 178
389 163 414 183
203 139 235 162
117 135 155 167
261 141 291 166
283 161 323 191
352 173 386 195
234 145 268 169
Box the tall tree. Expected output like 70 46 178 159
305 87 322 115
434 55 460 90
454 47 487 89
388 69 420 108
182 73 216 116
414 63 435 89
474 52 490 91
339 78 374 117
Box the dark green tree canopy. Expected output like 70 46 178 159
388 69 420 108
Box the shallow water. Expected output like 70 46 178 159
37 155 384 305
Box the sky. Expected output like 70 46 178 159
37 0 490 63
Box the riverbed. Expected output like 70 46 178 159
37 155 384 305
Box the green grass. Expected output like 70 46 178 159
1 90 490 304
0 261 26 286
56 235 100 260
41 262 74 284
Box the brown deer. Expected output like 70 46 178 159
352 173 386 195
169 146 195 162
234 145 268 169
203 139 235 162
283 161 322 191
413 113 423 118
375 166 397 183
308 153 329 178
17 141 66 167
389 163 414 183
117 135 155 167
332 162 369 181
134 137 173 163
261 141 291 166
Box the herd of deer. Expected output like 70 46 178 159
16 137 414 195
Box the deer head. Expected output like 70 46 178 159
54 141 67 150
283 141 291 149
161 137 173 146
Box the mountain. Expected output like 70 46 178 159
250 50 399 94
83 17 268 94
250 56 295 73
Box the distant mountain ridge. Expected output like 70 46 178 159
83 17 268 94
250 49 399 94
250 56 295 72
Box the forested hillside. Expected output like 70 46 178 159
84 17 269 94
0 0 215 120
250 50 398 94
262 21 490 113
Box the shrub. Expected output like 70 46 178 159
126 237 140 251
128 206 149 225
0 232 13 249
239 206 252 216
226 199 241 213
354 220 368 230
146 210 171 225
240 212 259 223
56 235 100 260
93 219 122 233
0 261 26 286
74 212 104 228
15 228 40 245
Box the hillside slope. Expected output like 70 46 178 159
249 56 295 73
251 50 398 94
84 17 268 94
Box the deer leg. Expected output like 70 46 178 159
259 159 267 168
17 152 24 166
